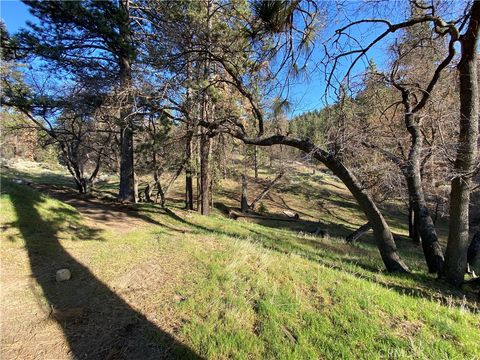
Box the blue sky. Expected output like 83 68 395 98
1 0 33 33
0 0 392 118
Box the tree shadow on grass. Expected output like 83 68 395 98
5 182 202 360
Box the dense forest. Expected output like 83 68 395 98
1 0 479 359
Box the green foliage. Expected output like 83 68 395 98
252 0 294 33
19 0 135 78
288 108 328 145
0 21 17 61
258 201 268 214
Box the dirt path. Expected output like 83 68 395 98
30 184 153 230
1 181 201 359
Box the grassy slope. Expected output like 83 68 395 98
1 163 479 359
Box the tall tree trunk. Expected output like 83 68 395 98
444 1 480 286
13 134 18 159
117 0 135 202
199 133 211 215
185 128 194 210
254 145 258 180
221 134 228 179
401 97 444 273
153 169 164 206
198 0 212 216
241 174 249 213
184 52 194 210
118 124 135 202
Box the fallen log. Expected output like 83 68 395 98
346 222 372 244
228 210 300 222
282 210 300 219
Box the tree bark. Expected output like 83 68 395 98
444 1 480 286
404 166 444 273
118 124 135 202
408 200 421 243
241 174 249 213
235 134 409 273
117 0 135 203
185 128 194 210
394 84 444 273
198 0 212 216
254 145 258 180
467 231 480 273
199 133 211 215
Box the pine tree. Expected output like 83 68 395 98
18 0 137 201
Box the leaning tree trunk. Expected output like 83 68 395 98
444 1 480 286
161 161 186 208
117 0 135 202
249 171 284 211
321 153 409 272
239 135 410 273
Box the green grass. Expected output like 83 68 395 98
1 162 480 359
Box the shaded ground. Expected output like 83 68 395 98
30 183 163 231
1 181 201 360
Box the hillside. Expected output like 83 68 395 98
1 161 479 359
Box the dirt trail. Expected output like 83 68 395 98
1 182 201 359
31 184 151 230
